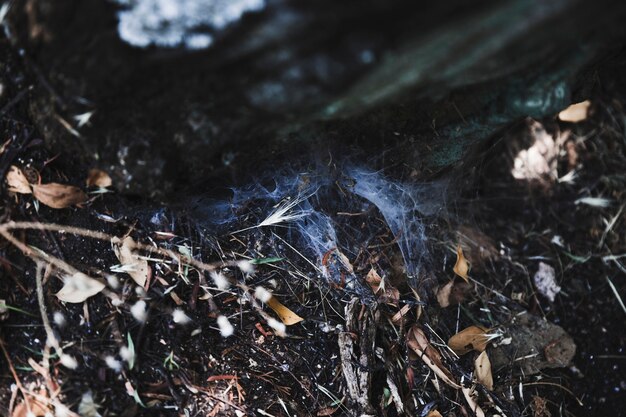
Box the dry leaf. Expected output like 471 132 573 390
426 411 443 417
558 100 590 123
462 386 486 417
6 165 32 194
365 268 399 306
56 273 106 303
448 325 490 355
11 393 49 417
453 245 470 282
32 183 87 209
365 268 382 292
112 236 149 287
406 326 460 389
474 351 493 390
436 281 454 308
267 296 304 325
86 169 112 188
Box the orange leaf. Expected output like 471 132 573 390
453 245 470 282
448 325 490 355
6 165 32 194
86 168 112 188
267 296 304 326
32 183 87 209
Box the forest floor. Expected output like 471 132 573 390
1 65 626 417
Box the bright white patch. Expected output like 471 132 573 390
54 403 72 417
60 354 78 370
74 111 95 127
111 296 124 307
210 271 230 290
113 0 266 49
119 346 135 365
237 260 255 274
254 286 272 303
575 197 612 208
78 391 101 417
53 312 66 327
105 355 122 372
106 274 120 289
130 300 147 322
191 328 202 336
533 262 561 302
217 315 234 337
266 318 286 336
172 308 191 324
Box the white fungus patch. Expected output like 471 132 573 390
130 300 147 322
533 262 561 302
106 274 120 289
217 315 234 337
104 356 122 372
78 391 101 417
210 271 230 290
237 260 255 274
59 354 78 370
254 286 272 303
266 318 286 336
119 345 135 366
172 308 191 325
112 0 266 49
53 311 66 327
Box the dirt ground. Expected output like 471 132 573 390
1 15 626 415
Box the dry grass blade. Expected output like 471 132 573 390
406 326 460 389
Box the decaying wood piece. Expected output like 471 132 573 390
339 298 377 417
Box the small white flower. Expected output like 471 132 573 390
254 286 272 303
104 355 122 372
210 271 230 290
59 354 78 370
217 315 234 337
130 300 147 322
172 308 191 325
53 312 66 327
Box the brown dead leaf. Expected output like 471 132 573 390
267 296 304 325
426 411 443 417
56 272 106 303
317 405 340 416
86 168 112 188
474 351 493 390
32 183 87 209
436 281 454 308
457 225 499 269
112 236 149 287
558 100 590 123
407 325 460 389
448 325 490 355
6 165 32 194
365 268 399 306
453 245 470 282
12 393 49 417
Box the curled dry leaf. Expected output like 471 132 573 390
32 183 87 209
365 267 399 306
112 236 149 287
56 272 106 303
86 168 112 188
448 325 490 355
406 325 460 389
6 165 32 194
474 351 493 391
267 296 304 326
453 245 470 282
